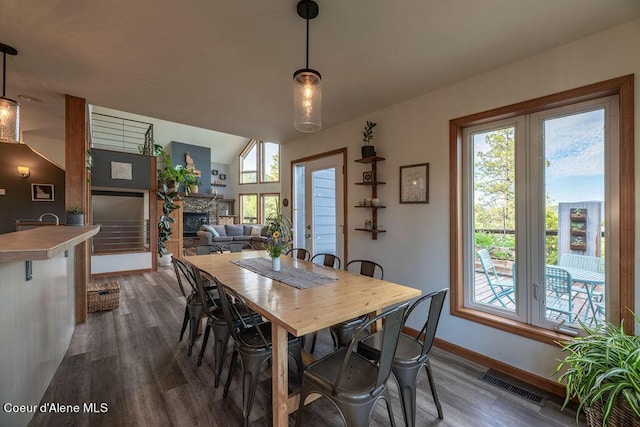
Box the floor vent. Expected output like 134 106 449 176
479 372 546 406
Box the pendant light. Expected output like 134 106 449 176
0 43 19 143
293 0 321 133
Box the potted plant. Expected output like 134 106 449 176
361 120 377 158
157 182 178 266
263 211 292 271
66 207 84 226
555 315 640 426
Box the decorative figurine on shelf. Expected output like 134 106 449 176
361 120 377 158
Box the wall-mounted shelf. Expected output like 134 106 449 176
211 183 226 187
354 156 385 240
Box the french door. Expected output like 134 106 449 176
292 153 345 262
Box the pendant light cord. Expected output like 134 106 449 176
2 52 6 97
305 14 310 69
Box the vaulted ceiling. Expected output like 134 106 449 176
2 0 639 145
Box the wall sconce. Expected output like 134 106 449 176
17 166 30 178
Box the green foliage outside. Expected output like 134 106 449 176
474 128 559 263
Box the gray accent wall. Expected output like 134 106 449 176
0 143 66 234
170 141 211 190
91 148 153 189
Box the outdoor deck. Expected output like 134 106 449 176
474 269 604 327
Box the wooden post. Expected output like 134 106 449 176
65 94 90 324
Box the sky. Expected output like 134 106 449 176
473 108 605 206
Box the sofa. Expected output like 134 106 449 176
196 224 267 250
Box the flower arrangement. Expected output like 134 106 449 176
264 211 292 259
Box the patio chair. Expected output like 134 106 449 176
358 288 448 426
545 266 573 323
558 253 604 321
477 249 515 308
286 247 311 261
295 303 408 427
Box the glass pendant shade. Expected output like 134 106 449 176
293 69 321 133
0 96 19 143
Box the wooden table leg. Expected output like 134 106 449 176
272 323 288 426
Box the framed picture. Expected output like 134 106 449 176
400 163 429 204
31 184 55 201
212 169 218 176
362 171 373 183
111 161 132 180
219 174 226 180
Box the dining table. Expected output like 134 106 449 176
186 250 421 426
551 265 605 321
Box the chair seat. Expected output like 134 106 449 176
237 321 297 350
359 331 423 365
306 345 380 396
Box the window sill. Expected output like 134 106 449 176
451 306 571 346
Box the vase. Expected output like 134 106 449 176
272 256 281 272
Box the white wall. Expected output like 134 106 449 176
22 135 65 169
281 19 640 380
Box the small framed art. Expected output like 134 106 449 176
400 163 429 204
363 171 373 183
32 184 55 201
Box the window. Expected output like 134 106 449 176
260 193 280 223
239 139 280 184
261 142 280 183
450 76 634 343
239 194 258 224
240 140 258 184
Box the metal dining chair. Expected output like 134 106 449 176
296 303 408 427
311 253 341 269
357 288 448 427
306 252 342 354
329 259 385 349
286 247 311 261
172 257 212 357
215 278 304 427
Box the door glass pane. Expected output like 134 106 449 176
543 109 605 327
293 165 306 249
312 168 336 255
472 127 516 311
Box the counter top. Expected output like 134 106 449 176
0 225 100 263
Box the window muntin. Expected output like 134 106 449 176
261 142 280 183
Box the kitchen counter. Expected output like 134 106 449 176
0 225 100 263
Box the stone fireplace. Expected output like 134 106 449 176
182 194 218 237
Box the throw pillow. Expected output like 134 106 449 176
201 225 219 237
250 225 263 237
225 224 244 237
212 225 226 236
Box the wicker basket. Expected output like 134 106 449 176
586 396 640 427
88 281 120 312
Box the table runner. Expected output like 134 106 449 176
231 257 337 289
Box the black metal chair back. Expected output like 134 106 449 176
311 253 341 269
346 259 384 279
286 247 311 261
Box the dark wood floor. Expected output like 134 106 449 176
29 267 584 427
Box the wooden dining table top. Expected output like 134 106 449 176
186 251 422 337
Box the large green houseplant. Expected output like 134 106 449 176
154 144 198 265
555 315 640 426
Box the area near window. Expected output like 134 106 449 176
239 193 258 224
450 75 634 343
239 139 280 184
260 193 280 223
